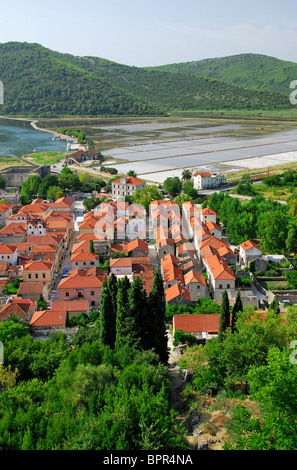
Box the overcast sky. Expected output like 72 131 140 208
0 0 296 66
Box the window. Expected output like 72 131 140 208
65 292 69 297
91 301 95 307
28 274 32 279
91 291 95 296
43 273 46 279
35 274 38 279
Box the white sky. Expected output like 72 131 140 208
0 0 296 66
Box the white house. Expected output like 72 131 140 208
193 171 226 190
240 240 262 266
0 244 18 266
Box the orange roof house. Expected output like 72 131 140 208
22 260 54 284
165 284 192 306
57 268 105 308
30 310 67 329
173 314 220 340
0 298 36 322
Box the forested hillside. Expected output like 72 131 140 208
57 52 293 111
147 53 297 95
0 43 293 117
0 42 162 117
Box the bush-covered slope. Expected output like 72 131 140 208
146 53 297 95
0 42 162 116
0 43 293 117
57 53 293 111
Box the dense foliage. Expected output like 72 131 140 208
63 53 292 112
0 43 292 118
208 192 297 254
0 270 186 450
0 42 161 117
148 53 297 95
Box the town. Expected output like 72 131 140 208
0 166 282 345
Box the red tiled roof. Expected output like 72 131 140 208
112 176 145 185
126 238 148 252
18 281 46 294
184 270 207 286
30 310 66 327
23 260 53 271
240 240 261 252
174 314 220 334
50 300 88 311
165 284 191 303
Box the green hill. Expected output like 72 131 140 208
53 52 293 112
146 53 297 95
0 43 294 117
0 42 162 117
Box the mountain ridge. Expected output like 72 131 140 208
0 42 294 117
145 53 297 95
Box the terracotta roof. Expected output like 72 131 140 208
206 254 236 281
165 284 192 303
174 314 220 334
50 300 88 311
58 271 104 289
110 258 133 268
0 298 35 321
177 242 196 255
201 208 217 216
162 263 184 285
18 281 46 294
27 234 63 245
160 253 180 266
194 171 212 177
0 244 17 254
112 176 145 185
30 310 66 327
72 240 91 254
206 221 221 232
126 238 148 252
240 240 261 252
23 260 53 272
0 203 11 213
0 223 27 235
184 270 207 286
71 251 98 262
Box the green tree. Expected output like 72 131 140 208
163 177 182 198
99 285 116 349
232 290 243 333
127 276 148 350
257 210 289 254
148 268 168 363
218 291 230 342
269 295 280 315
131 185 163 213
181 169 192 181
115 276 131 350
46 185 64 201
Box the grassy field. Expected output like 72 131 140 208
22 151 66 166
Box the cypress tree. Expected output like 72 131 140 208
148 268 169 363
115 276 131 350
107 272 118 317
127 276 148 350
99 284 116 348
231 290 243 333
218 290 230 342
